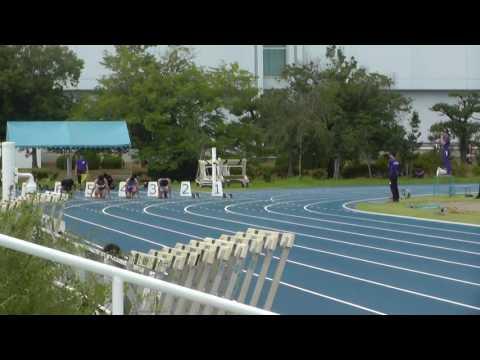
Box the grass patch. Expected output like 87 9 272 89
189 176 480 191
18 169 480 192
356 194 480 225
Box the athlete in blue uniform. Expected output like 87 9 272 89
388 152 400 202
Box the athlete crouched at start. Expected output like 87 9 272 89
103 173 115 199
94 175 107 199
61 177 75 195
158 178 171 199
126 175 139 199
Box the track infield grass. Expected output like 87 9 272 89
356 194 480 225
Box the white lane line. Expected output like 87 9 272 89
145 202 480 311
304 201 480 237
227 200 480 257
184 205 480 310
264 201 480 246
65 199 126 210
250 273 385 315
64 213 167 248
144 205 238 234
284 257 480 311
343 197 480 228
144 202 480 287
65 194 480 313
292 243 480 287
105 200 480 312
102 205 201 240
184 203 480 269
103 202 383 314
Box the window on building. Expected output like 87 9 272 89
263 45 287 77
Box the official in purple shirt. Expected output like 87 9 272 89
441 130 452 175
388 152 400 202
76 155 89 185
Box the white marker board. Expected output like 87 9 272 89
211 180 223 197
84 182 95 198
148 182 159 197
180 181 192 197
54 181 62 194
118 181 127 198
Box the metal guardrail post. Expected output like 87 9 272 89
112 276 124 315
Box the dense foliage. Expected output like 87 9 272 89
0 202 108 314
0 45 84 167
3 45 477 179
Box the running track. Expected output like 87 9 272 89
63 184 480 315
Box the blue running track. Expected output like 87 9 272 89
63 184 480 315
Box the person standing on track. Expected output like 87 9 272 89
76 155 89 186
436 129 452 176
388 152 400 202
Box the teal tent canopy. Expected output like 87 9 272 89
6 121 131 150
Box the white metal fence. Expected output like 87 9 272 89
0 233 276 315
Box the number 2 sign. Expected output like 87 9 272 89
180 181 192 197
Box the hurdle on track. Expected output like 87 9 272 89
125 228 295 315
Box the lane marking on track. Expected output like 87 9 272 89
226 200 480 257
184 202 480 269
101 201 383 314
264 201 480 246
304 201 480 237
91 200 480 311
143 202 480 287
64 213 167 248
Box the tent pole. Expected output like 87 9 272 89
66 150 72 178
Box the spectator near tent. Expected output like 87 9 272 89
76 155 89 185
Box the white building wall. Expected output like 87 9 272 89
302 45 480 90
14 149 42 169
396 91 458 142
66 45 480 143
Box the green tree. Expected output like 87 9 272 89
402 111 422 176
272 46 411 179
71 46 259 179
431 92 480 163
322 46 410 178
0 45 84 167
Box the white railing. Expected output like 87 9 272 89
0 233 276 315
